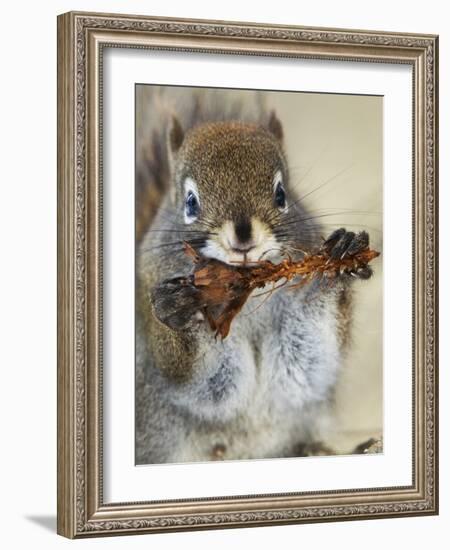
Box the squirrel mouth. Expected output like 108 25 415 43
228 245 256 265
221 239 263 265
230 252 253 266
201 221 280 265
201 241 276 267
230 245 255 255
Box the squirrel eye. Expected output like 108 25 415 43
274 182 287 210
185 191 200 221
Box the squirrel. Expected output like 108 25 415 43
135 87 375 464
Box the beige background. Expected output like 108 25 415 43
269 91 383 451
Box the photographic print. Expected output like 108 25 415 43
58 12 438 537
135 85 383 465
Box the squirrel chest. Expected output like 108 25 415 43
142 285 342 463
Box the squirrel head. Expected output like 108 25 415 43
167 113 310 265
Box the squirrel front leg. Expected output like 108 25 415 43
151 276 204 330
145 275 207 380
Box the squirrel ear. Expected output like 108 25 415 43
267 111 283 142
168 116 184 154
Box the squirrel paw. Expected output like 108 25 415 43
352 437 383 455
151 276 203 330
322 228 373 280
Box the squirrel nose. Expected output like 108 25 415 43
228 218 255 253
234 218 252 245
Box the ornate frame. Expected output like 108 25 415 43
57 11 439 538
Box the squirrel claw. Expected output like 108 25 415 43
323 229 374 281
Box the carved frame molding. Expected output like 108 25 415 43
57 11 438 538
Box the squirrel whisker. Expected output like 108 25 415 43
284 164 353 214
141 237 208 253
146 228 218 236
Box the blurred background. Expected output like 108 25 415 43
136 85 383 454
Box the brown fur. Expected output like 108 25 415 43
172 121 287 226
336 286 354 352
